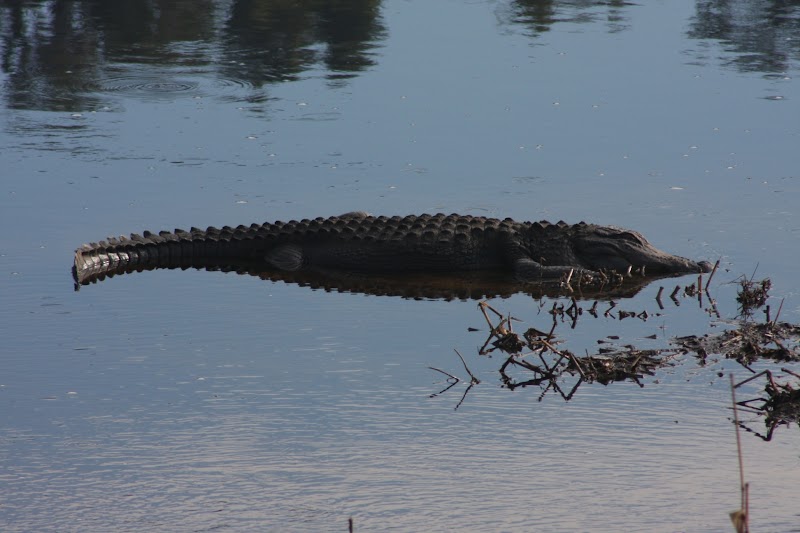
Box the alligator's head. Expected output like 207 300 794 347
571 224 712 275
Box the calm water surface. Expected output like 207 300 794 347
1 1 799 531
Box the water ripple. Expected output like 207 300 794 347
92 76 199 99
86 72 266 105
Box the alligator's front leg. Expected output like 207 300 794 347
512 257 597 282
265 244 305 271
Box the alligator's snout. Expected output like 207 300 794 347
698 260 713 273
656 255 712 275
573 227 711 276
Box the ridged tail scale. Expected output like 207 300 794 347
72 224 271 288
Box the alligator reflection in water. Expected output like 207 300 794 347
252 269 695 301
75 260 699 301
437 280 800 441
72 249 710 301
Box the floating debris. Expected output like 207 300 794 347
472 302 679 400
432 276 800 444
733 368 800 441
736 274 771 317
674 321 800 367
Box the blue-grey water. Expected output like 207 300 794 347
2 1 799 531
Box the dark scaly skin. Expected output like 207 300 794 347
72 212 711 289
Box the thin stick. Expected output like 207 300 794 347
734 369 770 389
564 350 586 380
772 297 784 326
428 367 459 381
707 295 721 319
729 373 749 533
546 314 558 341
748 263 759 283
704 258 720 291
698 276 704 307
455 382 475 410
478 301 501 333
781 367 800 380
454 349 480 384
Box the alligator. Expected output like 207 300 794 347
72 212 711 290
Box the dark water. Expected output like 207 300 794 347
2 1 799 531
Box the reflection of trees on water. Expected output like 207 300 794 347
222 0 384 84
1 2 100 111
0 0 385 111
0 1 218 110
505 0 800 75
688 0 800 73
502 0 632 35
3 0 797 112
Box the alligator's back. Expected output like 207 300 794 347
73 213 527 287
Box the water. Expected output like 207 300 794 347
2 1 800 531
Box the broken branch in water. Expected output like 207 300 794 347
454 349 480 385
705 258 721 291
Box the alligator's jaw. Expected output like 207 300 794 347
616 251 711 276
650 256 712 275
570 225 710 276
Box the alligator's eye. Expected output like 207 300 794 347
580 242 621 256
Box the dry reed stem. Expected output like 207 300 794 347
729 373 749 533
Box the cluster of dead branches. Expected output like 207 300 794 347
430 274 800 442
474 301 680 400
427 271 798 532
732 368 800 442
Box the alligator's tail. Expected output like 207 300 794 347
72 226 266 290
